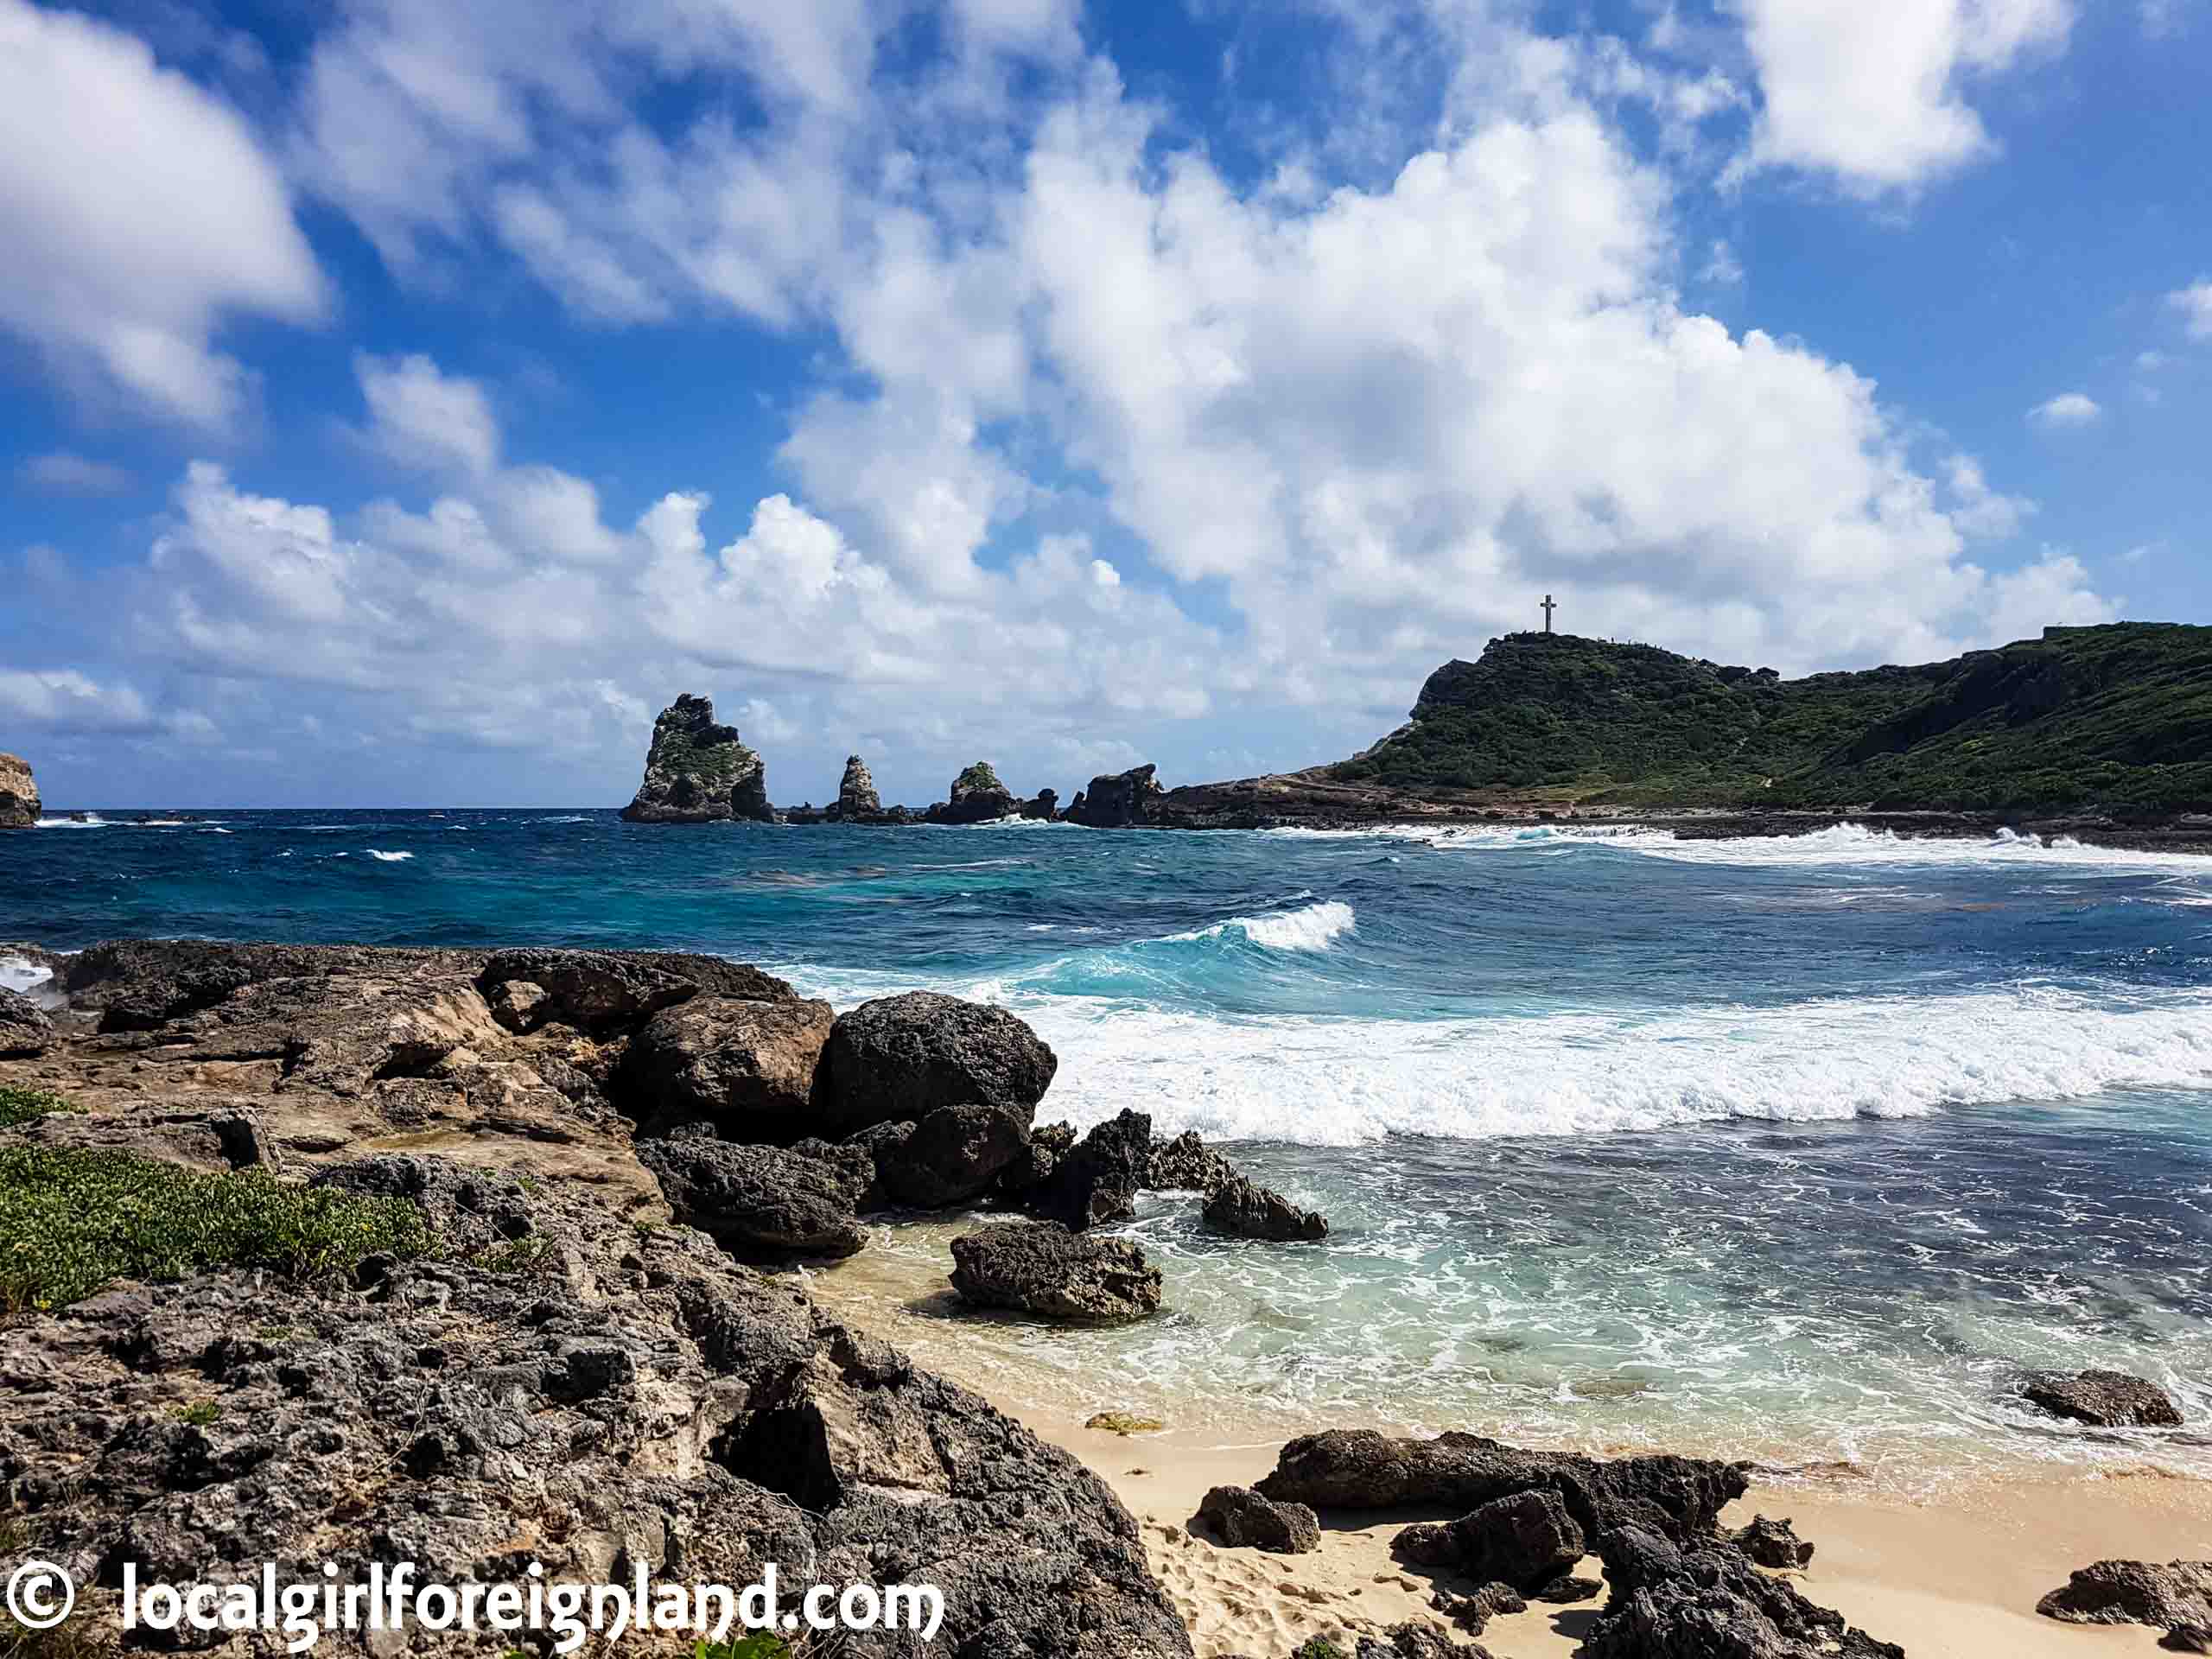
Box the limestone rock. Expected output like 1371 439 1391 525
1196 1484 1320 1554
0 984 54 1056
1065 763 1166 827
2037 1560 2212 1629
928 760 1020 824
626 995 836 1140
620 693 773 823
638 1135 868 1258
478 946 792 1036
814 990 1058 1135
1029 1108 1150 1230
1204 1173 1330 1241
2023 1368 2183 1427
0 751 37 828
835 753 882 817
949 1220 1163 1323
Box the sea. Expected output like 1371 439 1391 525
5 809 2210 1490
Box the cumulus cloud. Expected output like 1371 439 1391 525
2027 391 2102 429
16 452 134 498
0 0 324 429
353 353 501 475
0 669 155 733
2171 278 2212 340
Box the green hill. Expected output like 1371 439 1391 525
1329 623 2212 812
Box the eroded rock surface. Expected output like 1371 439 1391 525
1204 1173 1329 1241
1195 1484 1320 1554
620 693 774 823
2037 1560 2212 1630
1028 1108 1150 1230
0 750 37 828
816 991 1058 1135
2022 1368 2184 1428
949 1221 1162 1324
0 984 54 1056
639 1135 868 1258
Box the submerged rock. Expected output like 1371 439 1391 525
814 990 1058 1135
1204 1173 1329 1241
0 751 37 828
638 1135 868 1258
1196 1484 1320 1554
1030 1108 1151 1230
949 1220 1163 1323
1065 763 1166 827
0 984 54 1056
2037 1560 2212 1630
620 693 773 823
2022 1368 2183 1428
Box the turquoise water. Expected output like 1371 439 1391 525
7 811 2211 1483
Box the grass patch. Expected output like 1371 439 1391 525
694 1637 790 1659
0 1088 77 1130
0 1147 429 1313
1290 1642 1344 1659
173 1401 222 1427
470 1236 558 1276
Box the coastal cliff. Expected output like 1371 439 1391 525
620 694 773 823
0 751 39 828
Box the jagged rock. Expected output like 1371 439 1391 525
1396 1489 1584 1591
0 984 54 1056
787 1129 895 1211
878 1103 1033 1207
1196 1484 1320 1554
1583 1523 1904 1659
1535 1573 1604 1603
1432 1581 1526 1634
949 1220 1162 1324
1148 1128 1236 1194
620 693 773 823
0 1151 1192 1659
1204 1173 1329 1241
638 1135 868 1258
0 751 37 828
834 753 882 818
2022 1368 2183 1427
1257 1430 1747 1546
814 991 1058 1135
63 938 483 1032
928 760 1020 824
2165 1624 2212 1652
625 995 836 1140
1020 788 1059 820
2037 1560 2212 1629
486 977 552 1033
1065 763 1166 827
999 1118 1074 1198
479 946 792 1036
1357 1625 1493 1659
1731 1515 1814 1568
1030 1108 1151 1230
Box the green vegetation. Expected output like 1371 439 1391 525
955 761 1006 793
1331 624 2212 812
469 1236 558 1276
1290 1641 1345 1659
0 1147 429 1313
0 1087 78 1130
693 1637 791 1659
174 1401 223 1427
1084 1411 1165 1435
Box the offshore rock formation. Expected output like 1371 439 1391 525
928 760 1020 823
0 750 38 827
834 753 881 818
1066 763 1165 827
1020 787 1058 820
620 694 773 823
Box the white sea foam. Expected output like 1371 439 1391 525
0 954 53 996
1171 899 1356 952
365 849 413 861
34 815 106 829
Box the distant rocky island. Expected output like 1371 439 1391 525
620 623 2212 847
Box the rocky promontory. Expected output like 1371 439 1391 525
1066 763 1166 827
0 750 39 828
620 694 773 823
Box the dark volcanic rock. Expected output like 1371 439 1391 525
1065 763 1166 827
2037 1560 2212 1629
1147 1128 1236 1194
1535 1573 1604 1603
1196 1484 1320 1554
949 1220 1162 1324
480 946 793 1036
639 1135 867 1258
1357 1625 1494 1659
1397 1489 1585 1591
1203 1173 1329 1241
620 692 774 823
1431 1581 1526 1635
815 991 1058 1135
879 1103 1032 1208
626 995 836 1138
1257 1429 1747 1545
1030 1108 1151 1230
0 751 37 828
1730 1514 1814 1569
2022 1368 2184 1428
928 760 1021 824
2166 1624 2212 1653
0 984 54 1056
1583 1523 1904 1659
1020 788 1059 821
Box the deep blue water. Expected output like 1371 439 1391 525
6 810 2211 1482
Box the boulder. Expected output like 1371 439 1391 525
928 760 1020 824
0 984 54 1056
1204 1173 1329 1241
1583 1524 1904 1659
833 753 881 818
485 977 552 1033
620 693 774 823
878 1102 1032 1207
814 991 1058 1134
638 1136 868 1258
478 947 792 1037
1020 788 1059 820
949 1220 1162 1324
1030 1108 1151 1230
1257 1429 1747 1547
1357 1626 1493 1659
625 995 836 1139
1431 1581 1526 1635
2037 1560 2212 1630
1196 1484 1320 1554
0 751 37 828
2167 1624 2212 1653
1148 1128 1236 1194
1065 763 1166 828
1730 1514 1814 1569
2022 1368 2183 1428
1395 1489 1584 1591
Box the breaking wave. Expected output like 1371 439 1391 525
365 849 414 862
1172 899 1356 952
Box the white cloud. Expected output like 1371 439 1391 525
1729 0 2075 193
354 353 500 475
0 0 324 429
2027 391 2101 429
2170 279 2212 340
1943 454 2035 537
16 452 134 497
0 668 154 733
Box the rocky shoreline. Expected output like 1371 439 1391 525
2 936 2201 1656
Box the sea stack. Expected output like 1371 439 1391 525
833 754 881 819
1065 763 1164 827
620 695 773 823
0 753 39 829
928 761 1020 824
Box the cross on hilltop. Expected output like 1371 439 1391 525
1541 594 1556 633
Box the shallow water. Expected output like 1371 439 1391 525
6 810 2209 1484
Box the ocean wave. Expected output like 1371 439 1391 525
34 816 106 829
365 849 413 862
0 954 54 996
1171 899 1356 952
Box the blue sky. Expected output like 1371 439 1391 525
2 0 2207 809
